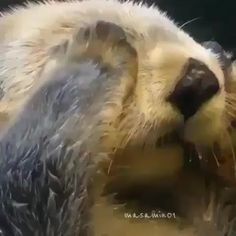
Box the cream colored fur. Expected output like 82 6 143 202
0 0 225 148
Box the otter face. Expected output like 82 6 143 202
47 20 233 156
135 42 227 147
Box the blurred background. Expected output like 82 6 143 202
0 0 235 56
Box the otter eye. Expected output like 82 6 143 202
203 41 232 71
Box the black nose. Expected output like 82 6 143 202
167 58 220 120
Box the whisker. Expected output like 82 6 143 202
179 17 201 29
195 146 203 160
107 158 114 175
212 148 220 167
225 105 236 112
226 94 236 102
226 101 236 107
122 116 145 147
225 102 236 108
225 110 236 119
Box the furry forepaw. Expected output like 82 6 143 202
51 21 137 74
76 21 127 47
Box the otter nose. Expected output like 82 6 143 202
167 58 220 120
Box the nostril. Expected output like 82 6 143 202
201 75 219 100
167 58 220 120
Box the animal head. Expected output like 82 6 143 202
133 40 226 147
46 20 236 155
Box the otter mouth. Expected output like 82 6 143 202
155 131 182 147
155 130 203 166
155 130 236 185
155 124 193 148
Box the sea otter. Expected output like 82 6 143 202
0 0 236 235
0 0 229 187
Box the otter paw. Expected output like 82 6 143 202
74 21 127 47
53 21 137 74
72 21 137 67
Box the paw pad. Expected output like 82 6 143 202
95 21 126 43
